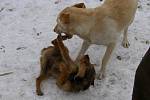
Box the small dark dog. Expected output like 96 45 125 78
56 35 95 92
36 35 95 96
36 35 69 95
57 55 96 92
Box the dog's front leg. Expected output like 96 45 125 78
98 43 116 79
75 41 90 62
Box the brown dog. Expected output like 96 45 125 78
36 35 95 95
56 35 95 92
36 35 68 96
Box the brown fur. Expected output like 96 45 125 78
36 35 95 96
36 35 68 96
57 55 95 92
56 35 95 92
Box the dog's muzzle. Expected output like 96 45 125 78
53 27 61 34
53 25 73 39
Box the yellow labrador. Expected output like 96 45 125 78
54 0 138 79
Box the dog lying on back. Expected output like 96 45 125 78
36 35 95 96
56 35 95 92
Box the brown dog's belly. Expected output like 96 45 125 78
47 63 61 78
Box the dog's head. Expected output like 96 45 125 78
73 55 96 90
80 55 96 87
53 3 86 39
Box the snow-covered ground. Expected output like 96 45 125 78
0 0 149 100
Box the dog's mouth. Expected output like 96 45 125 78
65 34 73 39
61 33 73 39
54 31 73 39
56 33 72 40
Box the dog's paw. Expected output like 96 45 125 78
97 72 106 80
122 39 130 48
36 90 44 96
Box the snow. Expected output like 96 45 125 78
0 0 149 100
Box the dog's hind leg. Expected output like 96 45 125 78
36 56 49 96
36 74 48 96
98 43 116 80
122 27 130 48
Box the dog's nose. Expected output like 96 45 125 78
53 27 56 32
54 24 58 33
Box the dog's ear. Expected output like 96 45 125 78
60 13 70 24
51 39 57 45
72 3 86 8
